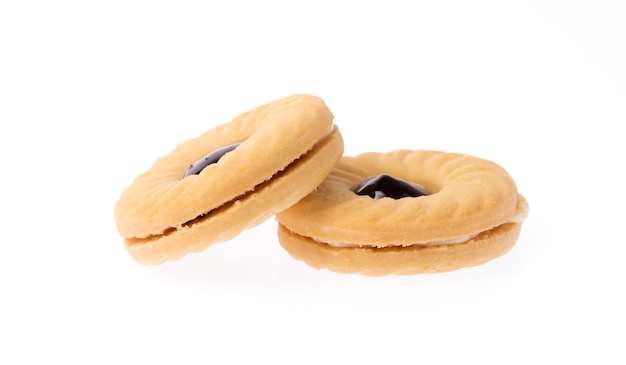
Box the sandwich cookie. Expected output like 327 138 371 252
276 150 528 276
114 94 344 264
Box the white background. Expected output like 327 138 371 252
1 1 625 364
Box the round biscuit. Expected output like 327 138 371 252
114 94 344 264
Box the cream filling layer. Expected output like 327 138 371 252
318 200 528 249
319 232 482 248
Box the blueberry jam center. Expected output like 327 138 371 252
182 143 241 178
354 174 429 200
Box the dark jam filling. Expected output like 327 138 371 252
182 143 241 178
354 174 429 200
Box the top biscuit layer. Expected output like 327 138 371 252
114 94 334 239
276 150 520 247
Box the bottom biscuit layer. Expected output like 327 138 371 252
124 127 343 264
277 222 522 276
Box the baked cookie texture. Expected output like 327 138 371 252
114 94 344 264
276 150 528 276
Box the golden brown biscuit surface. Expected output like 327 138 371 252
114 94 344 264
276 150 528 275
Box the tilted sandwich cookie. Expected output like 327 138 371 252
276 150 528 276
114 94 344 264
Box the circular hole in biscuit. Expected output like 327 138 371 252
354 174 430 200
182 142 242 178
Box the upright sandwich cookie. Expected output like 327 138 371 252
114 94 344 264
276 150 528 276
